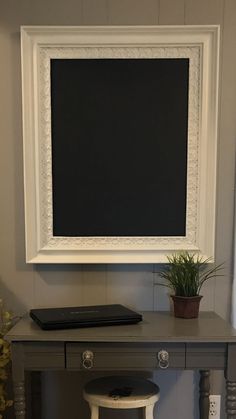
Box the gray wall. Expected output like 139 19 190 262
1 0 236 418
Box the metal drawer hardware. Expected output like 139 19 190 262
157 350 169 369
82 350 94 369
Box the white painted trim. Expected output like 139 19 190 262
21 25 220 263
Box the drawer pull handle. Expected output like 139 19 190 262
157 350 169 369
82 350 94 369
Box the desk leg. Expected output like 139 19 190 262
13 381 26 418
225 343 236 418
11 343 26 419
226 381 236 418
199 370 210 419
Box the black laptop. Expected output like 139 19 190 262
30 304 142 330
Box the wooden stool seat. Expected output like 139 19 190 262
83 376 160 419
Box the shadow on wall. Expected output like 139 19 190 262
42 370 153 419
41 369 199 419
32 263 156 311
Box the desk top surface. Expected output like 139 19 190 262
5 311 236 344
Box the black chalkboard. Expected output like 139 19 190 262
50 58 189 237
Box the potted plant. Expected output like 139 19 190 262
158 251 224 318
0 300 13 418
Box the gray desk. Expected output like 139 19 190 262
5 311 236 419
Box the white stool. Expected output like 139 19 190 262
83 376 160 419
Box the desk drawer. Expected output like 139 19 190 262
186 343 226 369
66 342 185 370
24 342 65 370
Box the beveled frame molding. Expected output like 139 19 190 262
21 25 220 263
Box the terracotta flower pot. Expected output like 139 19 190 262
171 295 202 319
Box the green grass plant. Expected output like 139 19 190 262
159 251 224 297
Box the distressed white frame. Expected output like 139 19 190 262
21 25 220 263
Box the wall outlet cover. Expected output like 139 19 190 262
209 395 221 419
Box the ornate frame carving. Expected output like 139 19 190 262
21 25 220 263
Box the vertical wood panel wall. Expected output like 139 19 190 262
1 0 236 418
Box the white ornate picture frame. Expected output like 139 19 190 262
21 25 220 263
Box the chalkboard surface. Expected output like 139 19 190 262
50 58 189 237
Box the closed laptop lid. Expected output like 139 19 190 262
30 304 142 330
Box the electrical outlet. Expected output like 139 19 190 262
209 395 221 419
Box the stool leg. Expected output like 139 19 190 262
89 404 99 419
143 404 155 419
